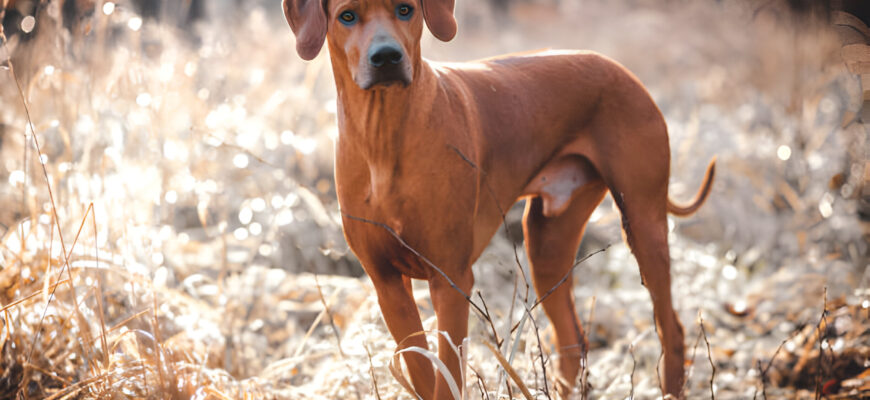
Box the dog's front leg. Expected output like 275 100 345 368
368 267 436 399
428 267 474 400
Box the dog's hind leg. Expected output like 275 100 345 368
598 135 686 396
613 189 686 397
582 85 687 396
523 178 607 396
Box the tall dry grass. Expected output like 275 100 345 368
0 0 867 399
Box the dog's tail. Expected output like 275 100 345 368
667 157 716 217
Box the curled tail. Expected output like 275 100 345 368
667 157 716 217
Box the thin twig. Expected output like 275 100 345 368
699 313 716 400
313 272 347 358
580 296 596 400
755 360 767 400
312 272 362 400
814 287 828 400
476 292 503 348
365 345 383 400
628 328 661 399
507 268 519 341
522 305 551 399
752 331 798 400
468 364 491 400
685 320 705 399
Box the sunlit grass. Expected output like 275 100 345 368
0 0 867 399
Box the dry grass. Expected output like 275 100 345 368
0 0 868 399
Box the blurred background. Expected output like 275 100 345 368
0 0 867 398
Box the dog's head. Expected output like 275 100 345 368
282 0 456 89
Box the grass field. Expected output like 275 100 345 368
0 0 867 398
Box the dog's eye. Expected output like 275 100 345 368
339 10 357 25
396 4 413 20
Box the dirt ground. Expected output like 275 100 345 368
0 0 868 399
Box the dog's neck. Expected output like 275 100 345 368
328 46 439 166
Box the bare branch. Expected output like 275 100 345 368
753 332 796 400
699 312 716 400
468 364 491 400
365 345 383 400
523 306 551 399
684 318 705 399
314 272 347 358
814 287 828 400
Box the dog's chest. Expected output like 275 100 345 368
336 143 478 267
361 157 465 220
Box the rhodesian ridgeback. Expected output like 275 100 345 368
282 0 715 398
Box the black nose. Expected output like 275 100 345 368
369 44 404 67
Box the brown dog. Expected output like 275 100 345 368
282 0 715 398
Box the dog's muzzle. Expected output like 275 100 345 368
358 40 411 89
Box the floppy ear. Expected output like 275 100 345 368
283 0 328 60
421 0 457 42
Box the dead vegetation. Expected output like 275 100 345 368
0 0 868 399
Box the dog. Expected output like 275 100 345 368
282 0 715 398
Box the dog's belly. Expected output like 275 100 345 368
521 155 601 217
